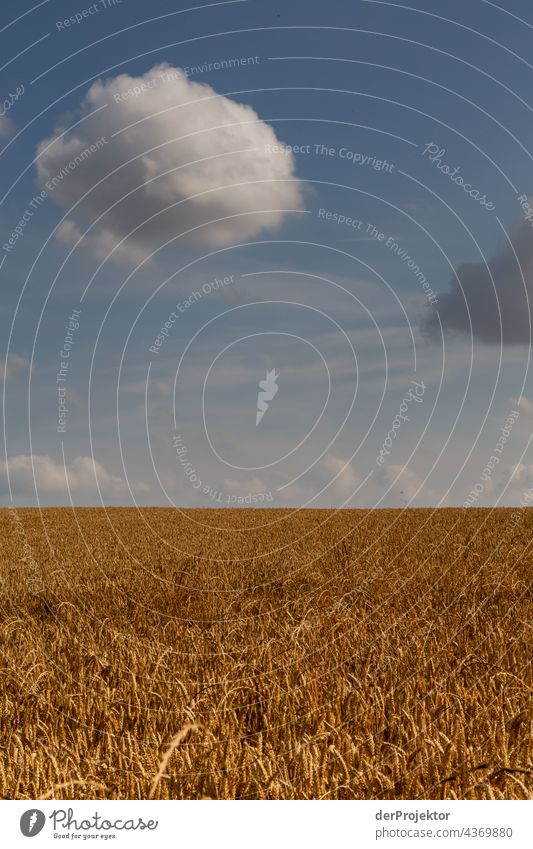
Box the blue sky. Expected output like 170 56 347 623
2 0 533 507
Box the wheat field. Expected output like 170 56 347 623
0 507 531 800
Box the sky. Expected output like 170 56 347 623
2 0 533 508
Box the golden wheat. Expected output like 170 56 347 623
0 507 531 800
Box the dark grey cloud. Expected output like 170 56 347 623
422 207 533 345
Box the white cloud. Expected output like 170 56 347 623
0 454 149 500
222 454 361 506
508 461 531 484
0 114 14 139
510 395 533 416
319 453 360 496
36 63 304 265
379 462 440 506
0 355 31 381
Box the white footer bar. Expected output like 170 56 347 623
2 799 530 848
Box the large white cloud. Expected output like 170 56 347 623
36 64 304 265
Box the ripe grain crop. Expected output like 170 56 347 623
0 507 531 800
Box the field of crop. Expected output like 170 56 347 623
0 507 531 800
